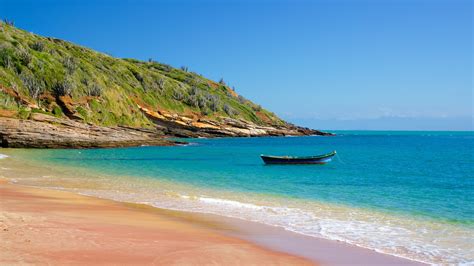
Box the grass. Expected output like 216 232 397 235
0 22 286 128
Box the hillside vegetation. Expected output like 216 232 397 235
0 22 285 129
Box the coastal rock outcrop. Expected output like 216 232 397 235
0 111 332 149
138 104 333 138
0 113 177 148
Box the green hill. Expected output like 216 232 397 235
0 22 285 129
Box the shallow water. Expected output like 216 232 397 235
1 131 473 264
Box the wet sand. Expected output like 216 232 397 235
215 216 425 265
0 179 312 265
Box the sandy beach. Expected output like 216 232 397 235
0 1 471 264
0 178 313 265
0 151 428 265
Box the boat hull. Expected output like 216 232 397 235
260 151 336 165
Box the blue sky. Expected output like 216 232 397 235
1 0 472 130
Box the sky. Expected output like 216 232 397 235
1 0 472 130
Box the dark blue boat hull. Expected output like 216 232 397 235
261 151 336 165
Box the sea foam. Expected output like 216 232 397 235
0 154 8 159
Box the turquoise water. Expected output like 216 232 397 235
2 131 473 264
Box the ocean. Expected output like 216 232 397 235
1 131 473 264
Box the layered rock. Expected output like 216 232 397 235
0 113 178 148
0 109 332 149
138 104 333 138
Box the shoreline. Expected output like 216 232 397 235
0 151 424 265
0 179 312 265
0 179 424 265
192 210 426 265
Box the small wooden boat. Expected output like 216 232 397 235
261 151 336 165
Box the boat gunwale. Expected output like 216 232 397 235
260 151 337 160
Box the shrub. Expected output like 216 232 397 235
188 86 199 96
253 104 262 111
63 57 76 74
0 93 14 109
30 41 45 52
223 104 235 116
20 71 43 99
197 94 207 109
52 105 63 117
185 94 198 107
184 76 195 86
184 87 209 109
87 83 103 97
3 19 14 26
81 77 89 86
18 107 30 119
16 47 31 66
157 78 165 90
138 76 161 93
131 69 143 83
238 95 247 104
0 45 13 69
76 106 88 118
161 64 172 72
172 90 184 101
52 78 75 97
207 95 220 112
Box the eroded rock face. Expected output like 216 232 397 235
138 105 333 138
0 109 333 149
0 113 178 148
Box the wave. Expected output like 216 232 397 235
180 142 200 146
16 180 474 265
150 194 472 265
0 154 8 159
198 196 265 210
